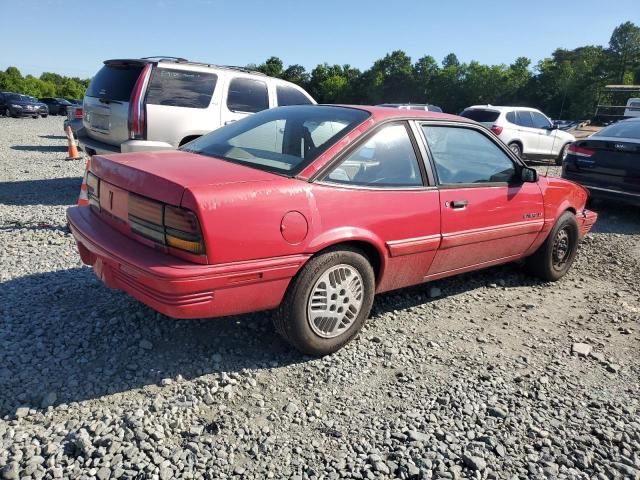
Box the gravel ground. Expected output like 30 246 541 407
1 116 639 480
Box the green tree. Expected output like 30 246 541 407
608 21 640 83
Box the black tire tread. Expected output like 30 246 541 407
526 211 579 281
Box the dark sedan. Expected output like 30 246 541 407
0 92 48 118
562 118 640 206
39 97 72 115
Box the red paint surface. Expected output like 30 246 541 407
67 106 597 319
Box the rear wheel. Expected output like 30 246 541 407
274 247 375 356
4 108 11 117
42 114 48 118
526 211 579 281
555 143 569 166
508 142 522 158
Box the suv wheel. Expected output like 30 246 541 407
508 142 522 158
274 247 375 356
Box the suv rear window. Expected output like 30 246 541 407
146 68 217 109
227 78 269 113
86 64 144 101
460 109 500 122
276 85 312 106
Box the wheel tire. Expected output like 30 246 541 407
42 114 48 118
555 143 569 166
4 108 11 117
274 246 375 356
508 142 522 158
32 115 38 119
526 211 579 282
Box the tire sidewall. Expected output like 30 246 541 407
284 248 375 356
509 142 522 158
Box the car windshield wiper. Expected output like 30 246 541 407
98 97 123 105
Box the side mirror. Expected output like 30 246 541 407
520 166 538 183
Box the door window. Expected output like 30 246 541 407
227 78 269 113
422 126 516 184
530 111 552 129
324 123 423 187
515 111 534 128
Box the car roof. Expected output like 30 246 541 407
105 57 268 77
335 105 471 123
465 105 540 113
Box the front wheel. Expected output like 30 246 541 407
556 143 569 166
526 211 579 281
4 108 11 117
274 247 375 356
42 114 48 118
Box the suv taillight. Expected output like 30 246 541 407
128 63 152 140
490 125 503 135
74 107 83 119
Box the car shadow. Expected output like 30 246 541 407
11 145 68 153
0 177 82 206
0 260 543 417
588 200 640 235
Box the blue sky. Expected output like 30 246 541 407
2 0 638 78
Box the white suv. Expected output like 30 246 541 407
460 106 575 165
78 57 316 156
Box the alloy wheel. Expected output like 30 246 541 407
307 264 364 339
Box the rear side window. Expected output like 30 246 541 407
227 78 269 113
86 64 144 101
506 111 516 124
460 109 500 123
276 85 312 106
516 111 535 128
146 68 217 109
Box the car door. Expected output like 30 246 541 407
514 111 540 155
313 122 442 293
419 123 544 277
531 111 559 156
221 75 270 126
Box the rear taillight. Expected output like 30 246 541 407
86 172 100 210
128 63 152 140
74 107 83 119
490 125 503 135
567 143 595 158
128 193 205 256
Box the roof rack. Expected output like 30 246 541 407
138 57 267 76
140 56 189 63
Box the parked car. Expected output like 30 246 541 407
26 96 49 117
64 104 84 137
78 57 316 156
378 103 443 112
460 106 575 165
0 92 48 118
39 97 72 115
562 117 640 206
67 105 596 355
624 97 640 118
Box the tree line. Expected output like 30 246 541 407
1 21 638 119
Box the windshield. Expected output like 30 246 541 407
595 120 640 139
181 105 370 175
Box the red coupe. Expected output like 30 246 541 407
67 105 597 355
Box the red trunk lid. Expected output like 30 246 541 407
90 150 280 206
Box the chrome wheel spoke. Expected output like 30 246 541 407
307 264 364 338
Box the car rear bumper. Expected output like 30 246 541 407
78 131 175 156
563 172 640 207
66 205 309 319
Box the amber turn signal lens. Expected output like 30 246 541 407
166 234 204 255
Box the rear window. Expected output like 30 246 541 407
595 120 640 139
86 64 144 101
227 78 269 113
276 85 312 106
460 109 500 122
146 68 217 109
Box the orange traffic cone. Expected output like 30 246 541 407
78 158 91 206
66 125 82 160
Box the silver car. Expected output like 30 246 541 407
78 57 316 156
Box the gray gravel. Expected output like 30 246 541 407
1 116 639 479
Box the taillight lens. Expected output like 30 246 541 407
567 143 595 158
490 125 503 135
127 194 205 256
128 63 152 140
74 107 83 119
86 172 100 210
